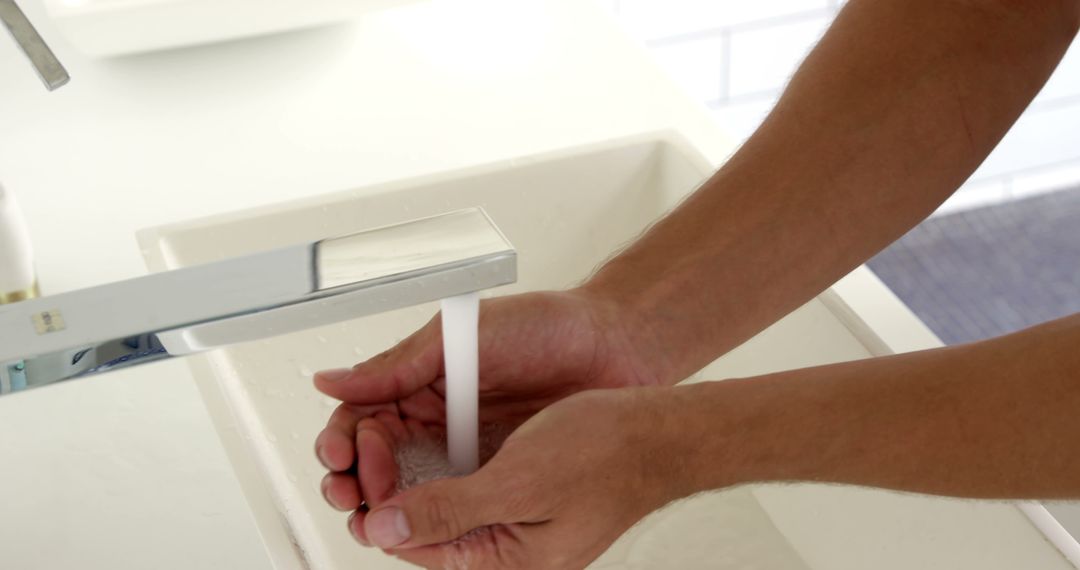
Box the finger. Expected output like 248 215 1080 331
390 543 483 570
396 386 449 425
404 417 428 440
348 510 371 547
364 467 535 550
373 410 409 444
387 544 463 570
392 519 610 570
321 472 361 512
315 403 394 471
314 315 444 405
356 419 399 508
389 526 513 570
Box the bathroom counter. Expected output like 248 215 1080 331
0 0 1070 568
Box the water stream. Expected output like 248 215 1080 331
440 292 480 474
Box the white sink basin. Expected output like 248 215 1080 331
139 132 1076 569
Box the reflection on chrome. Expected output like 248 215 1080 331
0 208 516 395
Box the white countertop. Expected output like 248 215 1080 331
0 1 732 568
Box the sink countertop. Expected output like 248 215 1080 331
0 0 986 568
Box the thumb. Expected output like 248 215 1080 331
314 315 444 404
364 470 527 549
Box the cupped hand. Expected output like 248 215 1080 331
358 387 690 570
312 290 671 529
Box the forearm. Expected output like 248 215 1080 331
673 313 1080 499
584 0 1079 384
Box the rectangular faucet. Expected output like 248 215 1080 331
0 208 516 395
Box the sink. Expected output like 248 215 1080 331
139 131 1077 569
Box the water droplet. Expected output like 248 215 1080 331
315 334 327 344
267 433 278 443
297 365 313 378
287 473 298 483
290 432 299 441
353 347 365 357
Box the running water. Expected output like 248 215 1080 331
395 425 509 491
440 292 480 474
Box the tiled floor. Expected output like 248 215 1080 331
868 186 1080 345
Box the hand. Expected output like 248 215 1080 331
360 387 689 570
312 290 671 535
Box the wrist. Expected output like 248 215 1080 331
619 383 749 506
578 250 759 386
571 281 682 386
666 379 784 496
611 376 798 512
616 386 701 510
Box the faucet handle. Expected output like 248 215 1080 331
0 0 69 90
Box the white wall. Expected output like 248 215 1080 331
607 0 1080 216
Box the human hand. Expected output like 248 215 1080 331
357 387 691 569
312 290 671 527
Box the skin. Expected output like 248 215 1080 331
313 291 668 533
313 0 1080 567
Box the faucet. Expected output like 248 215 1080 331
1 0 69 90
0 208 517 395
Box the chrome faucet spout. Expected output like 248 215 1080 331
0 208 516 395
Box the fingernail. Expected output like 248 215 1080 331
321 477 345 510
316 368 352 382
366 507 410 548
321 477 337 507
316 444 332 469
